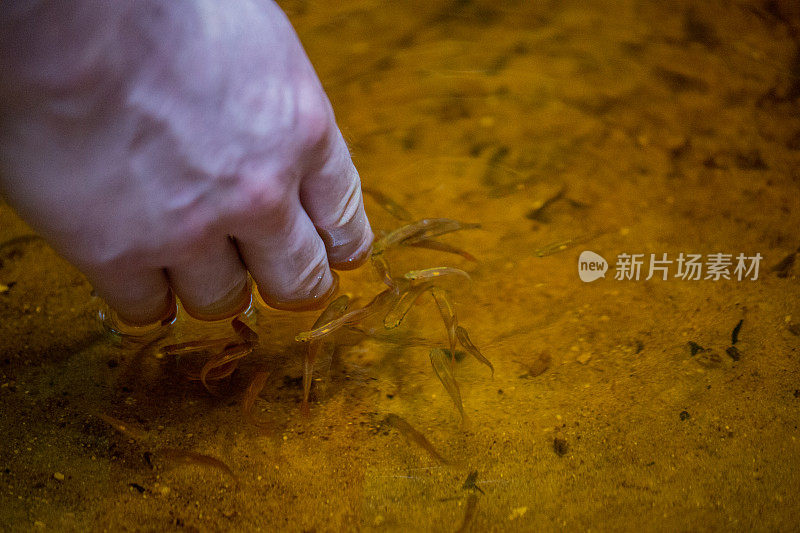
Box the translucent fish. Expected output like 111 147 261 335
295 289 398 343
532 232 602 257
157 448 236 481
525 185 567 222
400 219 481 246
370 254 395 288
383 282 433 329
159 338 236 357
405 238 477 262
303 341 337 416
373 218 480 255
242 369 272 430
403 267 471 282
303 295 351 411
96 413 147 442
455 326 493 377
362 186 413 222
199 342 253 392
429 348 467 424
431 288 458 360
383 413 450 464
456 494 479 533
532 239 578 257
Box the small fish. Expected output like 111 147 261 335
731 319 744 345
362 187 413 222
461 470 485 494
96 413 148 442
157 448 236 481
455 494 479 533
687 341 706 356
429 348 467 424
532 239 577 257
242 369 272 429
295 289 398 342
532 232 601 257
405 238 478 262
374 218 480 255
159 338 236 357
384 283 434 329
404 267 471 282
771 251 796 278
431 288 458 359
455 326 493 377
371 254 394 287
199 342 253 392
383 413 450 464
400 219 481 246
525 185 567 222
303 295 351 410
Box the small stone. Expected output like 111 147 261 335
53 472 65 481
577 353 592 365
0 284 9 294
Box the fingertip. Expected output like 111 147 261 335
112 288 177 328
179 276 253 322
255 270 339 311
327 229 373 271
313 194 374 269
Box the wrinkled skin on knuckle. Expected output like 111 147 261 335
231 179 293 236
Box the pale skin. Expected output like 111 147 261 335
0 0 373 325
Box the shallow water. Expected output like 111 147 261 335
2 1 800 530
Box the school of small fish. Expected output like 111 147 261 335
107 188 493 432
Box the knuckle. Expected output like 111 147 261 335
294 78 334 151
240 184 292 225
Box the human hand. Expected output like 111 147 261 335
0 0 373 325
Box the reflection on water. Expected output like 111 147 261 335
1 0 800 530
